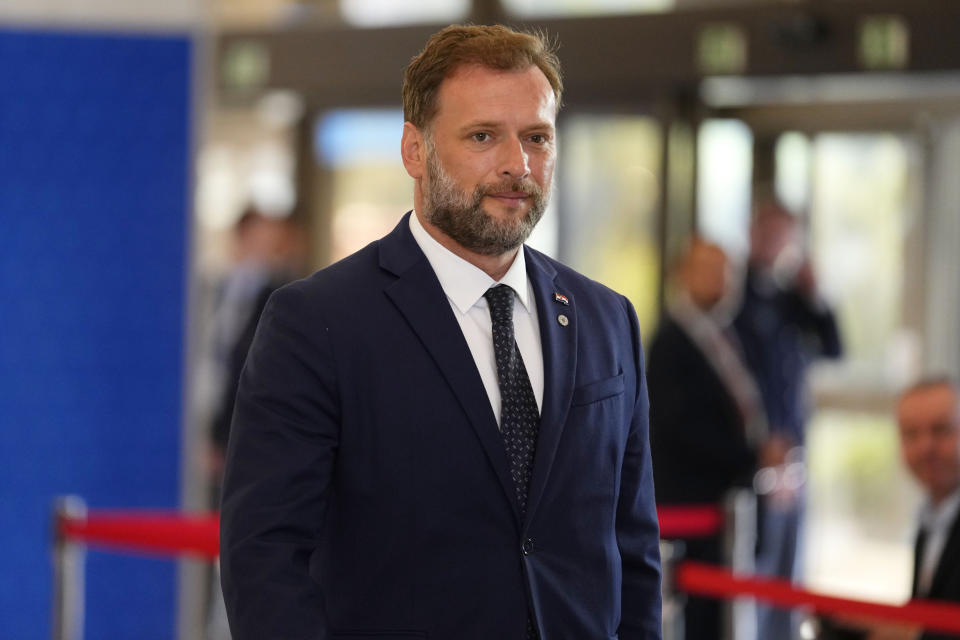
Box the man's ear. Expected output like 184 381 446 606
401 122 425 179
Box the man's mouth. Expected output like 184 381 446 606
487 191 530 206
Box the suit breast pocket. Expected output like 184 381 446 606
571 372 624 407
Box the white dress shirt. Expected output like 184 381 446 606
409 212 544 427
916 485 960 596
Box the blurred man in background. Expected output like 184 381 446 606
822 378 960 640
204 207 303 485
734 198 842 639
199 207 304 640
648 239 779 639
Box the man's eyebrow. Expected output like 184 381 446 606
457 120 556 134
457 121 503 133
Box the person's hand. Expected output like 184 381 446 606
830 614 921 640
759 434 792 468
794 258 819 299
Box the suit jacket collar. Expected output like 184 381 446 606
522 245 577 530
928 501 960 598
379 213 577 530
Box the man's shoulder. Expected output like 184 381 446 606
267 240 388 313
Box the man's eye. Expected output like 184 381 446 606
529 134 546 144
472 132 489 142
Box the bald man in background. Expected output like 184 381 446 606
648 239 781 639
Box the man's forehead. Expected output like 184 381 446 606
444 61 541 82
437 63 555 107
899 385 960 423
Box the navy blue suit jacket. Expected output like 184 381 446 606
219 213 662 640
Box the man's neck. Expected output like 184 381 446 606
930 483 960 509
413 209 519 282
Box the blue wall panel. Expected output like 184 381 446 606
0 28 190 638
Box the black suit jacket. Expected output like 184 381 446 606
734 267 842 445
219 213 662 640
647 314 756 507
912 507 960 640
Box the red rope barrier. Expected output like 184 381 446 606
656 505 723 539
55 509 960 634
676 561 960 635
57 505 724 561
59 511 219 560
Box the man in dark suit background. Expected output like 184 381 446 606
648 239 782 639
821 379 960 640
734 198 843 639
896 379 960 640
219 24 661 640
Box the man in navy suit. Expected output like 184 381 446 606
733 199 842 639
219 24 661 640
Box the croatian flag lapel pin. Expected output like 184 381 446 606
554 293 569 305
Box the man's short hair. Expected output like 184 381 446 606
900 376 959 403
402 24 563 130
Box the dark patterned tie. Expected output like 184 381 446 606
484 285 541 640
484 284 541 516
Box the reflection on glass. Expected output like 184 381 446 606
561 114 661 338
775 131 811 215
504 0 672 18
809 133 912 389
802 133 918 605
805 410 917 602
697 119 753 259
340 0 469 27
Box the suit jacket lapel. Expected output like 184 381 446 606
927 508 960 598
912 528 926 598
380 213 522 525
523 247 577 529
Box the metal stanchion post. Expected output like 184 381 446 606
660 539 686 640
723 488 758 640
51 496 87 640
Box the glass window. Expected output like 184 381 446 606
808 133 915 390
805 410 918 602
799 132 921 603
316 109 409 262
696 119 753 259
775 131 812 216
559 114 662 338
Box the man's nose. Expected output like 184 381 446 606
499 138 530 179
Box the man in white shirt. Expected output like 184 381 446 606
824 379 960 640
219 24 661 640
896 379 960 640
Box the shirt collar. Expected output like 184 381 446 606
409 212 531 315
920 485 960 532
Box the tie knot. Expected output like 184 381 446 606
484 284 515 320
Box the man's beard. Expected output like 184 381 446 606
422 143 548 256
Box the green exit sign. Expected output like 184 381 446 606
223 41 271 95
698 23 748 75
859 15 909 70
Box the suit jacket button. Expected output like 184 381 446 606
522 538 534 555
